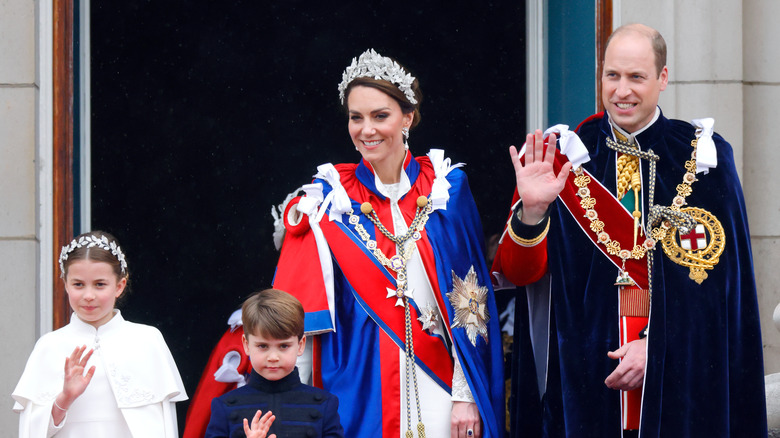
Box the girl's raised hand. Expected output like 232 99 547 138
243 410 276 438
61 345 96 403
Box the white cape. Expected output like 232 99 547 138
12 311 187 438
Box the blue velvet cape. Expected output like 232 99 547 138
512 112 766 437
277 153 505 437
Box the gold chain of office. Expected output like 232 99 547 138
573 136 701 264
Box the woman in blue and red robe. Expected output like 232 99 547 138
185 49 504 438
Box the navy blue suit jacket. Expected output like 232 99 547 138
205 367 344 438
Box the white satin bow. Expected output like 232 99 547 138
542 124 591 168
297 183 324 216
428 149 464 211
692 118 717 174
213 350 247 387
310 164 352 223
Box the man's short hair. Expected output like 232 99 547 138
605 23 667 77
242 288 305 340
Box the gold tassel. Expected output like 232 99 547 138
632 172 642 247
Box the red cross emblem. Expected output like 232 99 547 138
679 224 707 250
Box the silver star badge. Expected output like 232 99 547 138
417 303 438 332
447 266 490 346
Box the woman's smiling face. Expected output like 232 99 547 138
347 85 413 181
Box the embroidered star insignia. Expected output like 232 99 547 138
387 286 414 307
417 303 438 332
447 266 490 346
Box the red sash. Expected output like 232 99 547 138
553 150 649 289
553 149 648 430
317 216 454 388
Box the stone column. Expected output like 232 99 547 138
743 0 780 377
0 0 42 435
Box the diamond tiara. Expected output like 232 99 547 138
338 49 418 105
59 234 128 276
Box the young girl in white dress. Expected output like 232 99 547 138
13 231 187 438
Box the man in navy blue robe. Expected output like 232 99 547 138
493 23 766 437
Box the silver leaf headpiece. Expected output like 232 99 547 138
338 49 418 105
59 234 128 277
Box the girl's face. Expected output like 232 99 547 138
64 259 126 328
347 85 413 176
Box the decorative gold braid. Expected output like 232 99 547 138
614 129 641 200
616 154 639 199
614 130 629 142
507 218 550 247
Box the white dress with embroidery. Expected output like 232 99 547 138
12 311 187 438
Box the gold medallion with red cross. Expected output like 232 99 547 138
660 207 725 284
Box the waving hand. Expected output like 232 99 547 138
509 130 572 224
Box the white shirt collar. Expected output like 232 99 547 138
369 151 412 202
374 163 411 202
609 106 661 145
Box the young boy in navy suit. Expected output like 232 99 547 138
206 289 344 438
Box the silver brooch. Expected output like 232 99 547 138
417 303 439 332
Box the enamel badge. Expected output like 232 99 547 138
661 207 725 284
447 266 490 346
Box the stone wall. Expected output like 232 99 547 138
743 0 780 377
0 0 40 436
618 0 780 376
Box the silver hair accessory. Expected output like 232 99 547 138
338 49 418 105
59 234 128 276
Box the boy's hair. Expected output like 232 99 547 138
242 288 305 340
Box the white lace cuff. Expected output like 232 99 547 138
451 354 475 403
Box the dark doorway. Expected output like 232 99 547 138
91 1 525 429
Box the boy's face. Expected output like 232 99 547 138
242 331 306 381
